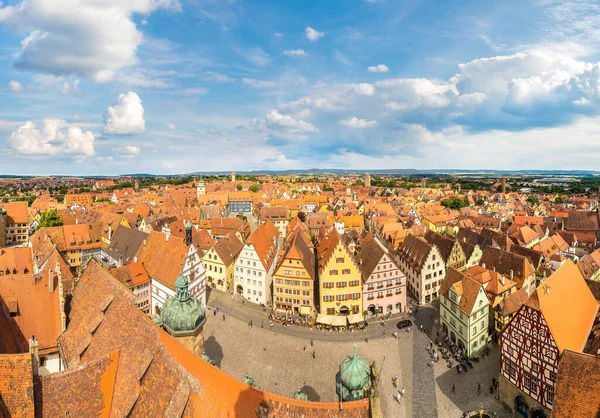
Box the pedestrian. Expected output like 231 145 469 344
365 337 369 343
401 387 405 397
214 309 217 316
312 351 316 359
222 313 225 322
477 383 481 395
250 320 253 328
304 346 307 352
395 393 401 403
452 384 455 394
310 339 313 347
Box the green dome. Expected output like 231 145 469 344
184 220 193 230
336 344 370 401
161 274 205 335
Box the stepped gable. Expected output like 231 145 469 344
424 229 455 261
552 350 600 418
0 353 34 418
397 234 433 273
55 260 369 417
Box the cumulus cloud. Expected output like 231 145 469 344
0 0 180 82
283 49 306 57
265 110 318 134
166 123 176 130
103 92 145 135
368 64 389 73
242 78 278 88
123 145 140 155
305 27 324 41
9 119 94 157
339 117 379 128
9 81 23 92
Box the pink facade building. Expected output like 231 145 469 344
357 233 406 315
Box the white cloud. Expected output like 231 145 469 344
242 47 271 66
350 83 375 96
9 81 23 92
141 18 148 26
0 0 181 82
273 32 283 37
305 27 324 41
368 64 389 73
265 110 318 133
123 145 140 155
376 78 456 110
9 119 94 157
242 78 278 88
166 123 176 130
283 49 306 57
175 88 209 96
334 50 352 66
339 117 379 128
103 92 145 135
203 72 235 82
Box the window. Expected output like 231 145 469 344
531 377 538 395
303 281 310 286
472 327 477 334
524 372 530 390
532 363 538 373
330 270 338 275
550 372 556 382
547 384 554 405
342 269 351 275
336 257 344 263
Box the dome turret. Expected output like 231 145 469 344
336 344 370 401
160 275 205 335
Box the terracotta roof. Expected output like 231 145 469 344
397 234 434 274
440 268 488 315
138 231 188 290
480 246 534 280
510 245 544 269
0 265 63 355
526 260 599 353
552 350 600 418
566 210 600 231
54 260 369 417
259 206 289 222
0 247 34 276
276 228 315 280
0 353 34 418
246 221 279 270
210 216 250 239
497 287 529 316
1 201 29 224
33 350 119 417
212 233 244 265
109 261 150 288
578 253 600 280
357 233 385 281
105 227 148 265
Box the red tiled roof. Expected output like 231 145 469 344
0 353 34 418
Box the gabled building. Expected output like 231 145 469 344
396 234 446 304
97 226 148 268
358 233 406 315
316 228 362 315
424 229 466 270
202 233 244 292
259 206 289 237
499 260 599 418
233 221 279 305
440 268 491 356
0 202 30 246
272 225 316 315
109 261 152 314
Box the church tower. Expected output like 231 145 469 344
364 173 371 187
231 171 236 182
197 180 205 200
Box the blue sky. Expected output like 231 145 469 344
1 0 600 175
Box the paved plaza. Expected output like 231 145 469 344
205 290 511 418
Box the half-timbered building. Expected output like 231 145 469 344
499 260 599 418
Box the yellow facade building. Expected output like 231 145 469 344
316 228 362 315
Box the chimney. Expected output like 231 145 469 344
482 262 486 269
501 275 505 286
29 336 39 376
165 233 170 242
510 270 514 280
76 218 78 225
108 224 112 241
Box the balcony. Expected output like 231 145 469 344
367 297 375 301
386 283 393 287
377 295 384 299
367 286 375 291
376 285 384 289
